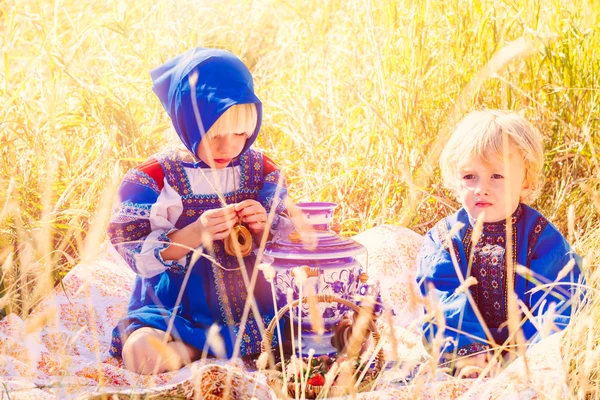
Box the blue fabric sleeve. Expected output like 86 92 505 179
417 226 491 357
107 169 190 276
522 222 582 340
257 168 288 216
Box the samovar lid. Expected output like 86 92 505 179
264 202 366 260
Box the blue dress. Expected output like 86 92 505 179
106 47 286 358
417 204 582 357
107 149 286 358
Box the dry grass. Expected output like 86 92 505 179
1 0 599 398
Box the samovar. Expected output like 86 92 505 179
264 202 370 356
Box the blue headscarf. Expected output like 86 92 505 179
150 48 262 159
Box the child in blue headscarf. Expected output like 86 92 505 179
107 48 287 374
417 110 582 378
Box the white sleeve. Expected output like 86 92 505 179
133 181 189 278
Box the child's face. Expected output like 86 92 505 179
197 133 248 169
456 144 529 223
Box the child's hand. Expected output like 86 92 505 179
453 352 490 379
194 205 237 243
234 200 268 235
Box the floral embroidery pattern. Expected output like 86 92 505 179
456 342 490 356
107 219 151 243
107 216 152 276
527 216 549 259
123 169 161 194
154 231 191 272
232 315 274 356
464 206 521 329
110 202 152 222
159 152 189 196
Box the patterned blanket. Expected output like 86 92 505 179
0 226 571 399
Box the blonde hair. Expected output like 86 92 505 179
206 103 258 138
439 109 544 204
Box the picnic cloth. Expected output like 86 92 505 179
0 226 571 399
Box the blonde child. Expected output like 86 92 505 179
417 110 582 377
107 48 288 374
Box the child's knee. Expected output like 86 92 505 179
122 328 173 374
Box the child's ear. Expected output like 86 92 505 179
520 180 531 201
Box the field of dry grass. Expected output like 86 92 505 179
1 0 599 398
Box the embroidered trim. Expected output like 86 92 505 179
136 157 166 191
436 218 462 263
115 241 144 274
456 342 490 357
527 216 549 260
250 151 263 191
107 220 152 244
109 328 124 357
464 217 517 329
241 151 252 189
233 315 274 356
184 189 256 203
525 215 549 307
467 204 524 234
440 341 490 366
110 202 152 222
214 247 253 323
123 170 161 194
264 171 280 183
158 150 262 204
153 230 190 273
211 261 237 326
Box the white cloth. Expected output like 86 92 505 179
0 229 572 399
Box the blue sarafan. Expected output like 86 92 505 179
417 203 583 359
107 48 287 359
150 47 262 159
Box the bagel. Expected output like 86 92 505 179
224 224 253 257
